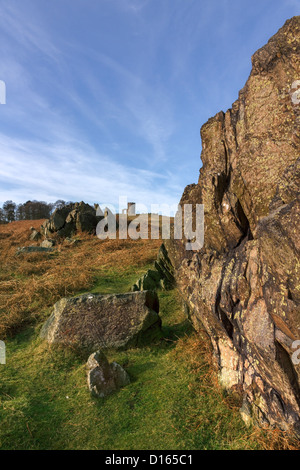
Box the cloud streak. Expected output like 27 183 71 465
0 0 298 212
0 132 183 207
0 1 183 208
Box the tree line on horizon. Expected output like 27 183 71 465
0 199 73 224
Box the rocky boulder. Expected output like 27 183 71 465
132 243 175 291
40 290 161 352
86 350 130 398
132 269 162 292
155 243 175 290
29 228 41 242
167 17 300 435
41 201 102 238
40 239 56 248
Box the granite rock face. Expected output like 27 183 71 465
167 17 300 434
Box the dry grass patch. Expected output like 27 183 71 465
0 220 161 338
171 332 300 450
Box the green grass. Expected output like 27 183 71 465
0 280 258 450
0 223 295 450
88 263 155 295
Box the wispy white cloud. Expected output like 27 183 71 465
0 1 60 61
63 46 176 164
0 132 182 207
0 0 297 213
0 1 182 207
1 0 177 164
113 0 151 14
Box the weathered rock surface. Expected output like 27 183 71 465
40 290 161 352
41 201 102 238
132 243 175 291
167 17 300 435
40 239 56 248
64 237 81 246
86 350 130 398
29 228 41 241
132 268 162 292
16 246 55 254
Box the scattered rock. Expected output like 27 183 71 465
167 16 300 435
16 246 55 254
40 290 161 352
86 350 130 398
29 229 41 242
155 243 175 290
40 239 56 248
132 243 175 291
65 237 81 246
132 269 162 292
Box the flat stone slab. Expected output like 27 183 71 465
16 246 55 254
40 290 161 352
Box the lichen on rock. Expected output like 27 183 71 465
40 290 162 352
86 350 130 398
167 16 300 435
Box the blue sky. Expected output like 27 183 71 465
0 0 299 209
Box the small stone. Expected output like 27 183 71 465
41 239 55 248
29 229 41 241
86 350 130 398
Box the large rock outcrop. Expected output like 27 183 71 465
41 201 101 238
167 17 300 434
40 290 161 352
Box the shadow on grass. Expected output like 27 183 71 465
5 326 36 351
161 319 194 343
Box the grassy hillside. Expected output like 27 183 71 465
0 221 295 450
